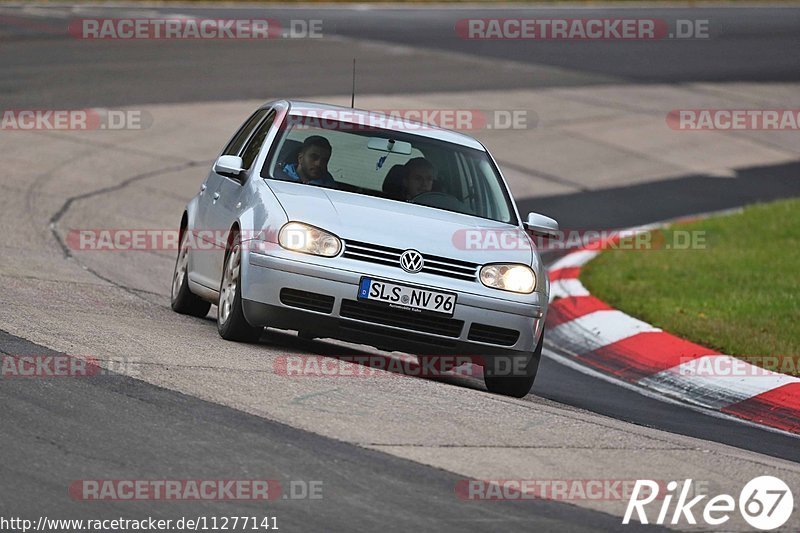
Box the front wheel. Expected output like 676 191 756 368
171 229 212 318
217 236 262 342
483 332 543 398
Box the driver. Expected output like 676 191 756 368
403 157 435 200
281 135 337 187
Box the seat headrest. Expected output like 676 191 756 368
382 164 408 200
277 139 303 167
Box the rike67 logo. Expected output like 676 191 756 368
624 476 793 530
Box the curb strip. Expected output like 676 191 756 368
546 228 800 435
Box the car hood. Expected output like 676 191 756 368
267 180 533 265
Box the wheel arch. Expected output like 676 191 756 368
179 211 189 240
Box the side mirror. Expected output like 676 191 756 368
214 155 245 180
524 212 559 237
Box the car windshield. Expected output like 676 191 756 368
262 115 516 224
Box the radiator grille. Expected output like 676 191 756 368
342 240 478 282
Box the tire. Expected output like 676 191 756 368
171 228 212 318
483 332 543 398
217 233 262 342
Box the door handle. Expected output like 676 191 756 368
212 192 220 200
200 183 207 195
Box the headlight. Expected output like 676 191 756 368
479 264 536 294
278 222 342 257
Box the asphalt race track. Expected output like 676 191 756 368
1 4 800 532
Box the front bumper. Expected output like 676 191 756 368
241 248 547 356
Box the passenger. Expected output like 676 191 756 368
282 135 337 187
403 157 435 200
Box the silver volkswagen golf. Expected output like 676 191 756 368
171 100 558 397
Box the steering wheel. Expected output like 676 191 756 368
410 191 467 211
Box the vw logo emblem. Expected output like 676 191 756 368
399 250 424 273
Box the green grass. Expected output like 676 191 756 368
581 198 800 373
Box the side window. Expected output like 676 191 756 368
240 110 276 170
222 109 269 156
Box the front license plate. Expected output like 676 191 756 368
358 278 457 316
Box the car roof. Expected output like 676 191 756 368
275 100 486 151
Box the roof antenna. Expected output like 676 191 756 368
351 58 356 108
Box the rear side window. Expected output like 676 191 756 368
222 109 269 156
240 110 276 169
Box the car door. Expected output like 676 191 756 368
191 109 270 290
204 108 277 288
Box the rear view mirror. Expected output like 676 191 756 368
367 137 412 155
214 155 244 179
524 212 559 237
